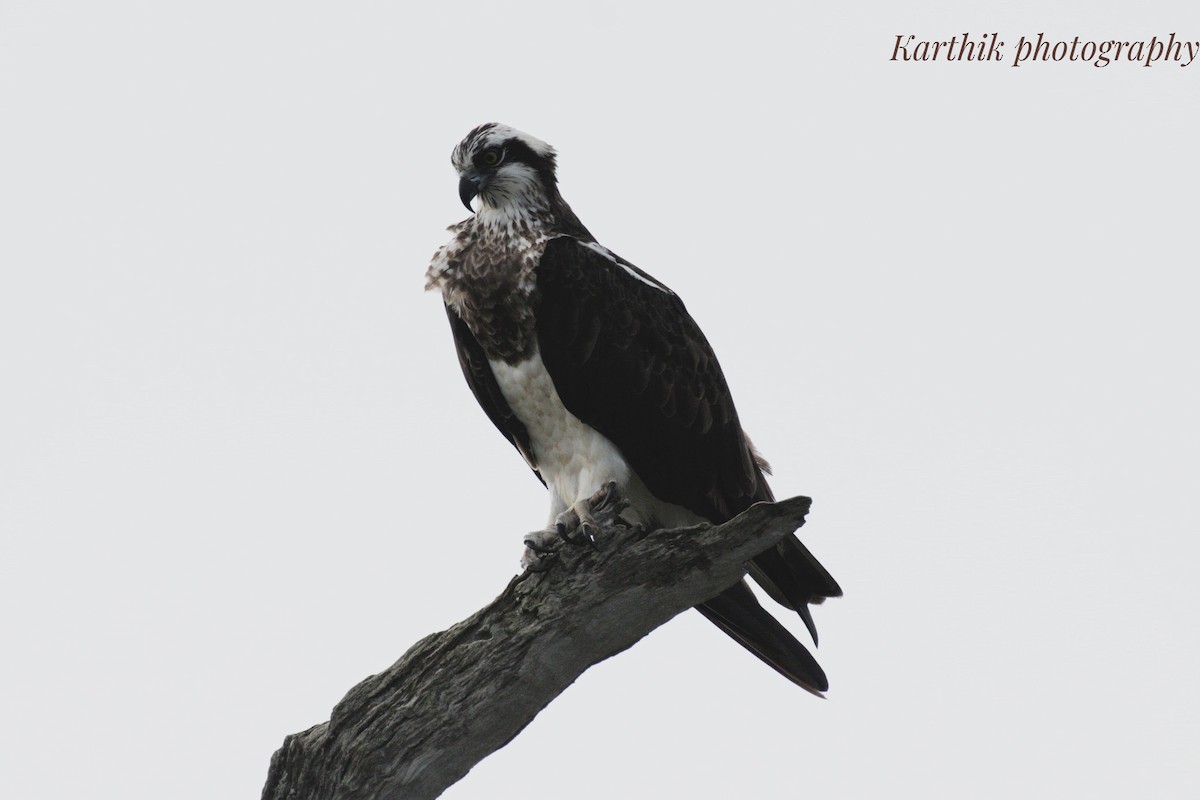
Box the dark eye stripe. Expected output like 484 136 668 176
472 138 556 182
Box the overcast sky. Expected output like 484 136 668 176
2 2 1198 798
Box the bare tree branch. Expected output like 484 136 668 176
261 494 812 800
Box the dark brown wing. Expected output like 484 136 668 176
445 303 543 485
533 237 761 521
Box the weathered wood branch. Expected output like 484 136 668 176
261 495 812 800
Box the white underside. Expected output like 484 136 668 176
489 349 708 530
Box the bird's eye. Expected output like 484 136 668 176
480 148 502 167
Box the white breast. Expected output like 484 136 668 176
488 350 631 521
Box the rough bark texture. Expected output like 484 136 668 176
261 495 812 800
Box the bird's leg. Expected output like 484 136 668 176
521 529 560 572
554 500 596 547
521 482 629 572
556 481 626 546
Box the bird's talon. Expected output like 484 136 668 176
522 528 563 569
597 481 617 508
523 538 556 555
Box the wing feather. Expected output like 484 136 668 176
445 304 543 484
534 237 762 520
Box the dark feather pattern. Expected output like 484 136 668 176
447 304 543 485
535 237 762 523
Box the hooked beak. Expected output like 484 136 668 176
459 173 487 213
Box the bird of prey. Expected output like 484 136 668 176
426 123 841 693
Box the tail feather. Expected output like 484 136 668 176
697 580 828 695
745 535 842 644
775 535 843 601
742 467 841 652
699 459 842 692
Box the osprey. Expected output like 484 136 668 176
426 123 841 693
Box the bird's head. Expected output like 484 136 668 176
451 123 559 215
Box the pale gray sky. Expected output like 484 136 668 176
2 2 1198 798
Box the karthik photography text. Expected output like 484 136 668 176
891 32 1200 68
